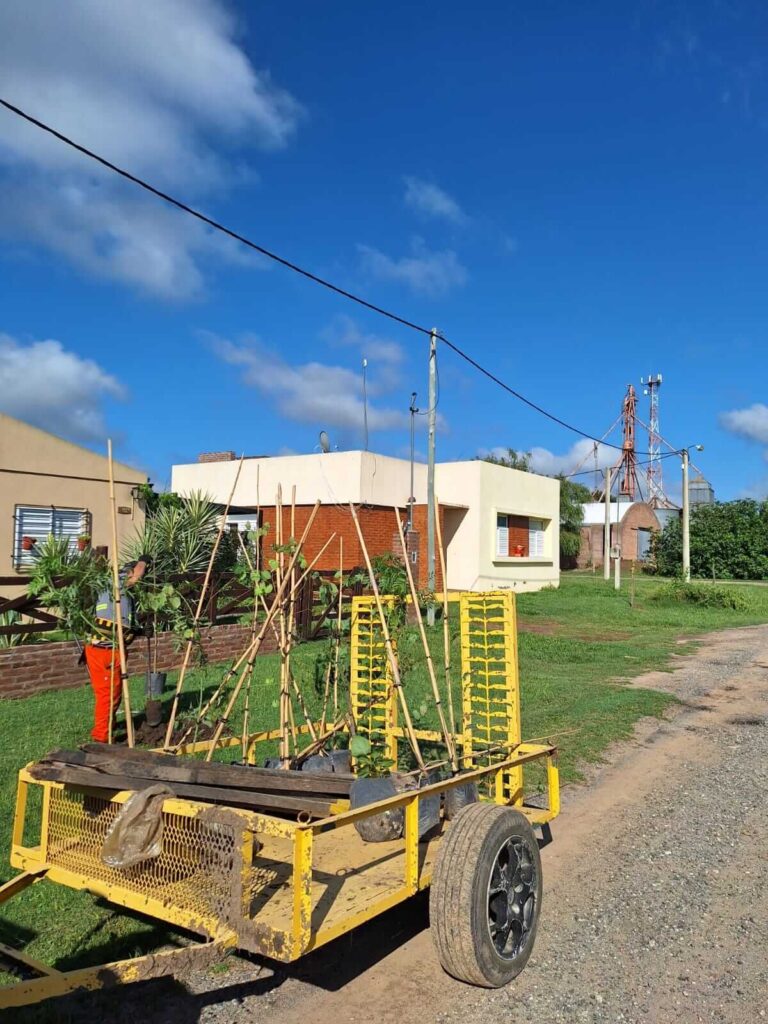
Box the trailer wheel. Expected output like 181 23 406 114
429 803 542 987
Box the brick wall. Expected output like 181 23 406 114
259 503 443 590
0 624 277 700
198 451 235 463
577 503 661 568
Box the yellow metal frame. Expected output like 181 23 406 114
1 589 561 1009
349 594 398 761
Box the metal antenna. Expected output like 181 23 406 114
408 392 418 531
642 374 665 506
362 358 369 451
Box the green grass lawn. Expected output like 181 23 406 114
2 573 767 985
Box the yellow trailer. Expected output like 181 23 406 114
0 591 560 1008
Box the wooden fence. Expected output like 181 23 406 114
0 570 366 644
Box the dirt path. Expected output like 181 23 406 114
19 625 768 1024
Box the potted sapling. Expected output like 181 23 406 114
77 534 91 552
139 582 183 727
349 735 403 842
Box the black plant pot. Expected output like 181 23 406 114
146 671 167 699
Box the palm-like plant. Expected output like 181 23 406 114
26 536 111 640
124 491 221 576
123 491 223 664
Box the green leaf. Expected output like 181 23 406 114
349 735 371 757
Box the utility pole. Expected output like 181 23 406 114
682 448 690 583
427 329 437 626
603 467 611 581
614 482 622 591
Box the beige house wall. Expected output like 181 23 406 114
172 451 560 594
0 414 147 585
435 461 560 592
172 451 429 508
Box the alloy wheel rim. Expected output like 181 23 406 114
486 835 537 960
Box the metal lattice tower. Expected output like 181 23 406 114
608 384 639 499
642 373 664 506
619 384 638 498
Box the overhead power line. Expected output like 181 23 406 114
0 96 655 455
566 450 681 480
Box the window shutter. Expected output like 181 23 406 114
528 519 545 557
14 506 86 567
52 508 86 550
496 514 509 557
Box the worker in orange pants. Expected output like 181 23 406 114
84 556 149 743
84 644 123 743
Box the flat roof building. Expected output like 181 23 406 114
172 451 561 593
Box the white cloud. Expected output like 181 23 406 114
210 334 410 434
358 238 467 296
320 314 405 392
0 0 302 297
0 333 124 442
719 403 768 445
403 177 467 224
479 439 615 477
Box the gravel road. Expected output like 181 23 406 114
12 625 768 1024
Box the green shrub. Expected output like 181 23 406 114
652 580 751 611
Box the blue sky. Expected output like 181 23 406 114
1 0 767 499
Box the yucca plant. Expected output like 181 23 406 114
0 610 38 648
124 491 222 661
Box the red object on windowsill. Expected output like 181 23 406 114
513 545 525 556
21 536 36 551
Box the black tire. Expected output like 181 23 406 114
429 803 542 987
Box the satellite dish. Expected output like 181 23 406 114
319 430 331 454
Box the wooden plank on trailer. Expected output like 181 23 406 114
30 765 335 818
42 749 352 796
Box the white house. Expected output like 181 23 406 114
171 451 560 593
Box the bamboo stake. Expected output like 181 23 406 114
333 536 343 718
241 666 253 763
204 501 321 760
276 487 290 764
107 439 134 747
319 661 333 734
107 619 116 745
255 463 261 575
292 709 351 766
434 498 458 740
164 455 245 747
394 509 458 770
280 487 298 764
348 503 425 771
237 530 259 765
174 525 333 748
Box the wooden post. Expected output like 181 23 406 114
175 518 330 751
107 440 134 747
349 503 425 771
241 669 252 763
434 499 457 740
205 502 321 760
394 509 457 769
333 535 343 718
164 455 245 748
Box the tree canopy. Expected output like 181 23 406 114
652 499 768 580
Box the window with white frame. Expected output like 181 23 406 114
13 506 88 568
496 514 509 557
529 518 545 557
